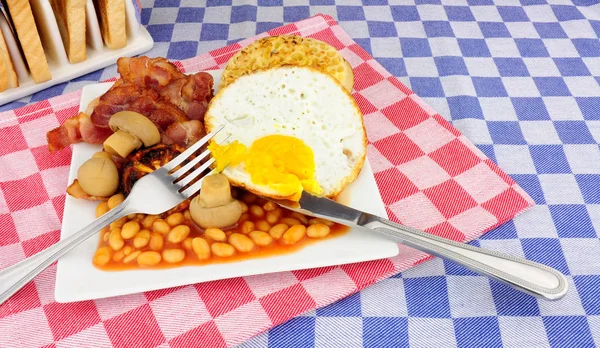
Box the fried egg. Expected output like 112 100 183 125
205 66 367 201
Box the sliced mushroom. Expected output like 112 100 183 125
77 157 119 197
190 174 243 228
103 111 160 158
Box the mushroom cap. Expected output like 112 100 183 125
108 111 160 147
189 198 243 229
77 158 119 197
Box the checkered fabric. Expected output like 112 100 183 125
1 1 599 347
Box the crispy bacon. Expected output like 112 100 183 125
47 113 113 152
117 57 213 121
117 56 181 88
90 84 189 131
46 56 213 152
163 120 205 147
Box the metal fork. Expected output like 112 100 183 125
0 125 225 306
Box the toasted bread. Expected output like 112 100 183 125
50 0 86 63
220 35 354 92
206 66 366 201
95 0 126 49
4 0 51 83
0 24 18 92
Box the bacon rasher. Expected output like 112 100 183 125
46 57 213 152
114 56 212 121
46 112 113 152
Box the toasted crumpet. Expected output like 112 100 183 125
220 35 354 92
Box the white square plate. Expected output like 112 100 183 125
54 70 399 303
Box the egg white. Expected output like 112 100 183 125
205 66 367 199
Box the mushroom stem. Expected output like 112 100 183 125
199 173 234 207
189 174 243 229
104 130 142 158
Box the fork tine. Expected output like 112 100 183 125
181 167 219 199
175 157 215 189
169 133 231 179
162 124 225 172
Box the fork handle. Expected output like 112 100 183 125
366 216 568 300
0 202 130 305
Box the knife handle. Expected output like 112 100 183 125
367 216 568 301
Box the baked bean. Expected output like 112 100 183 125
137 251 162 266
149 233 164 251
152 219 171 234
308 218 335 227
263 201 277 211
266 211 280 225
240 221 255 234
211 242 235 257
290 212 309 225
142 215 158 229
167 225 190 243
282 225 306 245
238 213 250 223
113 250 125 262
183 210 191 220
93 246 111 266
192 238 211 260
123 246 132 256
255 220 271 232
163 249 186 263
121 221 140 239
249 231 273 246
109 230 124 250
229 233 255 252
133 230 150 248
205 227 226 242
249 205 265 218
269 223 288 239
123 250 141 264
307 223 330 238
127 213 137 219
183 237 193 250
281 218 301 226
240 201 248 213
96 202 109 218
166 212 184 226
107 193 124 210
242 192 257 204
110 217 127 231
103 231 110 242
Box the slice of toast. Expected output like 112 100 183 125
0 22 18 91
50 0 86 63
4 0 52 83
95 0 126 49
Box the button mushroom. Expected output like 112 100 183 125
77 157 119 197
190 174 243 229
103 111 160 158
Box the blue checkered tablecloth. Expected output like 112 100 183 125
4 1 599 347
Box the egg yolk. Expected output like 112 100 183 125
209 135 322 199
209 140 247 172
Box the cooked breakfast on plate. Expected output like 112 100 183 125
46 35 364 270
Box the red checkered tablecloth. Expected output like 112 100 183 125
0 15 533 348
